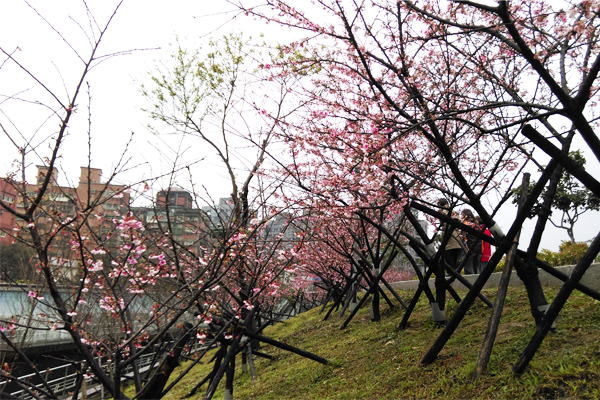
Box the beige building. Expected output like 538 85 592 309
13 166 130 257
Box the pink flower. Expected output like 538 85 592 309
89 260 104 272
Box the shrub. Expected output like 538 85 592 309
557 241 588 266
537 249 562 267
494 255 506 272
537 241 589 267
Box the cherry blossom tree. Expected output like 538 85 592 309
0 4 282 399
142 33 331 399
0 3 330 399
0 4 230 397
293 204 412 325
238 0 600 377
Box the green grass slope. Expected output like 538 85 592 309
164 286 600 399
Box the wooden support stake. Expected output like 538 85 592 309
421 157 559 366
473 173 529 381
323 275 355 321
513 231 600 374
184 369 216 398
320 289 333 314
380 277 408 309
397 255 439 330
444 264 493 308
243 330 329 365
518 251 600 301
205 339 240 400
398 286 423 330
252 350 273 360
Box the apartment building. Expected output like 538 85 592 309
0 179 17 245
136 187 208 252
10 166 130 247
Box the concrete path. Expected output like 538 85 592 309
386 262 600 292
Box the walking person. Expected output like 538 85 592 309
461 209 482 275
437 199 464 271
475 216 493 274
435 198 464 324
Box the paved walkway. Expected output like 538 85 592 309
386 262 600 292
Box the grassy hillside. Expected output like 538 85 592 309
162 286 600 399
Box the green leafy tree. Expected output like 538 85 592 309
141 33 288 227
0 242 36 283
514 151 600 242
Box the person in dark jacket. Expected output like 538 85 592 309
461 209 482 275
437 199 464 271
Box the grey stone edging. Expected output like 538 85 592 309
385 262 600 292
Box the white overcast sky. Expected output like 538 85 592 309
0 0 598 251
0 0 293 199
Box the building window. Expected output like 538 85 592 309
2 194 14 203
104 203 120 211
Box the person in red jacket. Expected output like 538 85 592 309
476 216 493 274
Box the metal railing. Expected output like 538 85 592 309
0 337 204 399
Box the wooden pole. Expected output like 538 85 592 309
444 263 493 308
380 277 408 309
420 157 560 365
520 252 600 301
243 330 329 365
204 339 238 400
472 173 529 381
397 250 439 330
513 231 600 374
